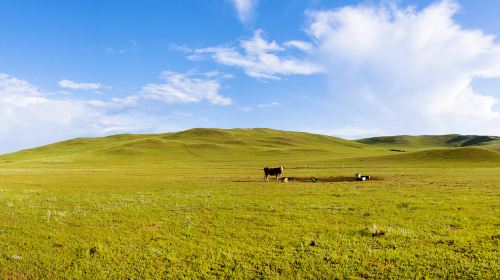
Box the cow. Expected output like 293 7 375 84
264 166 284 182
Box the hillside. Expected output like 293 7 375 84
357 134 500 151
347 147 500 166
1 129 499 168
0 128 383 166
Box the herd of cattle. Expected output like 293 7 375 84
263 166 371 182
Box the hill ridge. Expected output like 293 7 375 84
0 128 377 164
1 128 499 166
357 134 500 151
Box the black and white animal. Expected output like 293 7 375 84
281 177 294 183
355 173 371 181
264 166 284 182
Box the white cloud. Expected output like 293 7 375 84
284 40 313 51
238 106 253 112
141 71 232 105
257 102 281 108
0 74 140 153
231 0 258 24
87 95 139 109
0 70 235 153
0 73 41 96
194 30 321 80
306 0 500 135
59 79 109 90
203 70 233 79
169 44 193 53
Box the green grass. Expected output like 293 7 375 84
0 128 499 279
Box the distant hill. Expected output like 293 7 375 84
357 134 500 151
351 147 500 165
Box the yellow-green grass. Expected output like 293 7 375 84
0 128 499 279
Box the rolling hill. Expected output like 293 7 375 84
347 147 500 166
0 128 499 167
357 134 500 151
0 128 382 166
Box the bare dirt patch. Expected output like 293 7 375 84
232 176 383 183
290 176 382 182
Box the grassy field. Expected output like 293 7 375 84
0 128 499 279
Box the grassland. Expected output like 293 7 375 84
0 128 499 279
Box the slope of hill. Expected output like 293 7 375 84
1 129 499 168
0 128 383 166
357 134 500 151
352 147 500 165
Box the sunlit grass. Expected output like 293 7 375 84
0 129 499 278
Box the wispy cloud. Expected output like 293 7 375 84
203 70 233 79
257 102 281 108
238 106 253 112
99 40 139 56
141 71 232 105
231 0 258 24
59 79 110 90
284 40 313 51
193 30 321 80
87 95 139 109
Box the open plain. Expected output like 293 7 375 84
0 128 499 279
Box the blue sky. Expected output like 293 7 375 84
1 0 500 153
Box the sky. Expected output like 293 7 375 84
1 0 500 153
